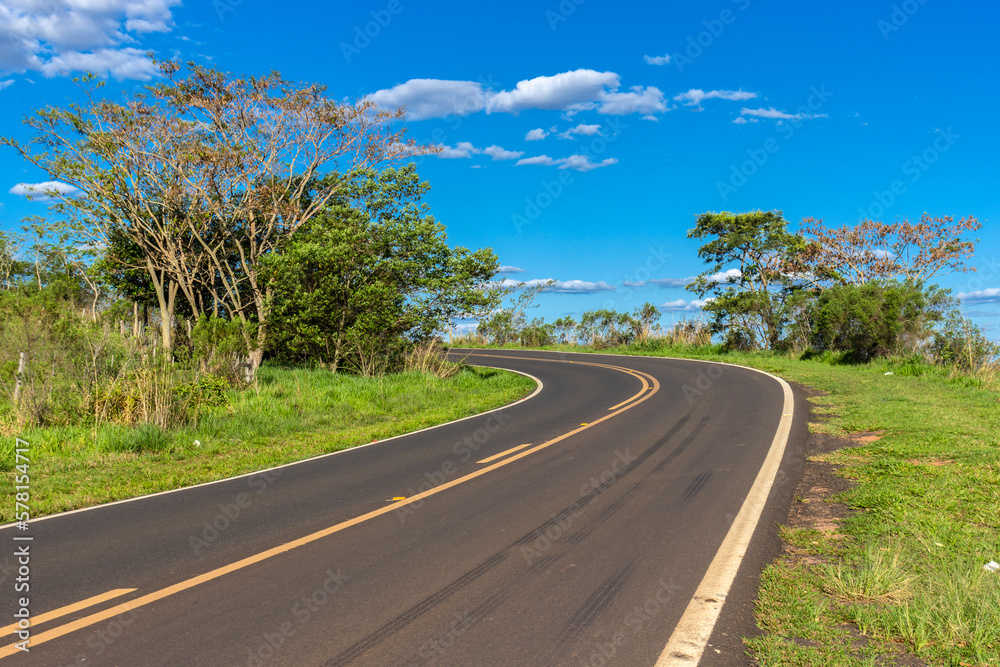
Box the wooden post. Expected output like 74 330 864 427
13 352 27 404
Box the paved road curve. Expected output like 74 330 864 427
1 350 802 666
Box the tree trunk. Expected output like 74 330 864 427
146 259 177 350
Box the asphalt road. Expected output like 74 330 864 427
1 349 804 666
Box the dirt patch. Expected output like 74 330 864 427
785 431 860 544
782 391 882 541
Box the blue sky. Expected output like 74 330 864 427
1 0 998 336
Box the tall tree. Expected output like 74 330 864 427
687 210 808 350
265 166 500 371
800 215 981 286
3 62 428 375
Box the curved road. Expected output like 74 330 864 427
1 350 805 666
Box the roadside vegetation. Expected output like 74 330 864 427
452 211 999 666
0 62 532 520
2 59 997 665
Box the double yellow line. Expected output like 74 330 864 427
0 355 658 659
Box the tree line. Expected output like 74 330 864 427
0 62 500 429
473 211 997 372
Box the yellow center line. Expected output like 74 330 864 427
0 356 660 660
477 443 533 464
0 589 135 640
475 354 652 412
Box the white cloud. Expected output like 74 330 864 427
0 80 13 91
674 88 757 108
482 145 524 161
0 0 179 80
557 155 617 172
515 155 557 167
368 69 668 120
623 280 646 288
39 47 160 80
437 141 480 159
498 265 526 274
505 278 616 294
709 268 742 283
644 54 671 65
487 69 619 114
958 288 1000 304
661 298 713 312
642 114 659 122
650 277 695 288
515 154 617 172
367 79 488 120
525 128 549 141
598 85 667 115
651 270 740 287
9 181 80 199
559 123 602 139
736 106 828 123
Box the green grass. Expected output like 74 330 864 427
1 364 536 521
450 341 1000 666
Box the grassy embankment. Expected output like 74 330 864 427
451 340 1000 666
0 364 536 522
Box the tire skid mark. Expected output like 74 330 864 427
323 408 701 664
680 471 714 505
559 559 639 643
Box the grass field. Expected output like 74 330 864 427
1 364 536 522
450 341 1000 666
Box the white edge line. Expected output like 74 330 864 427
655 366 792 665
453 347 795 666
0 366 543 531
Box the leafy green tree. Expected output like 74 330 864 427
519 318 555 347
633 302 662 340
477 280 551 345
3 62 424 370
687 210 809 350
552 316 578 344
577 308 637 347
809 281 950 361
265 166 499 371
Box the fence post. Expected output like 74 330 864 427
13 352 27 404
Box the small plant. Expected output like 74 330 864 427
823 544 914 603
100 422 171 453
404 339 462 378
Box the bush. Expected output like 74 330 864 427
808 281 948 361
931 311 1000 372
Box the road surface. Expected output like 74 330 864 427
1 349 804 666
